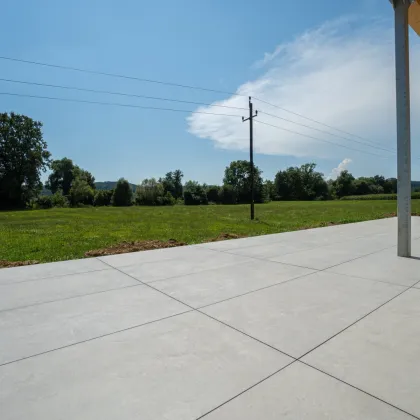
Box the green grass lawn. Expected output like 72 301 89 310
1 200 417 263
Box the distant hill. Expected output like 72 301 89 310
95 181 137 191
41 181 137 196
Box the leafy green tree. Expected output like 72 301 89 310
206 185 220 203
69 178 94 205
46 158 95 195
173 169 184 199
384 178 397 194
135 178 174 205
263 180 276 201
161 169 183 199
354 178 371 195
274 163 328 200
223 160 264 203
219 184 237 204
46 158 74 195
331 170 355 198
184 180 208 205
94 189 113 206
112 178 133 206
0 112 51 208
73 166 95 190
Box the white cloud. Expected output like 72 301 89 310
187 17 420 161
328 158 352 180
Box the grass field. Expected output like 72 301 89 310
1 200 418 264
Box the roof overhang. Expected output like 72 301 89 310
390 0 420 35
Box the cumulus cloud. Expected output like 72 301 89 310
187 17 420 160
328 158 352 180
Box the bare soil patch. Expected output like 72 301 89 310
208 233 247 242
84 239 187 257
0 260 39 268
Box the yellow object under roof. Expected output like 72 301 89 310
409 0 420 35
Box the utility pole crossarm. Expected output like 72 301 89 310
242 96 258 220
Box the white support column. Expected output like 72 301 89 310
394 0 412 257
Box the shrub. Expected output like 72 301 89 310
51 191 69 208
36 195 53 209
94 189 113 206
112 178 133 206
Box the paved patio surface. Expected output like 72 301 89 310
1 217 420 419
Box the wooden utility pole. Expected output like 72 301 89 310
242 97 258 220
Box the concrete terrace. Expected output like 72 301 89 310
1 217 420 419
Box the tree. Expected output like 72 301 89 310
69 178 94 205
184 180 208 205
223 160 264 204
219 184 237 204
112 178 133 206
94 189 113 206
331 170 355 198
206 185 220 203
46 158 74 195
161 169 183 199
135 178 175 206
384 178 397 194
46 158 95 195
0 112 51 208
73 166 95 190
263 180 276 201
173 169 184 199
274 163 328 200
354 178 372 195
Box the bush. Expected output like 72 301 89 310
51 191 69 208
112 178 133 206
94 189 113 206
36 195 53 209
340 193 420 201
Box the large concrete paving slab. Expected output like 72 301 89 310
203 362 412 420
116 249 253 284
0 258 110 285
0 269 139 311
202 271 404 358
98 245 220 268
0 285 189 364
0 311 291 420
326 247 420 287
270 236 395 270
151 260 314 308
303 288 420 418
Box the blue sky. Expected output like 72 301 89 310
1 0 419 184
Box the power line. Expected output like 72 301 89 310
258 110 396 154
0 92 243 117
254 97 386 148
255 119 392 158
0 56 244 97
0 55 393 151
0 77 247 110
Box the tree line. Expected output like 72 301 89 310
0 111 399 210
